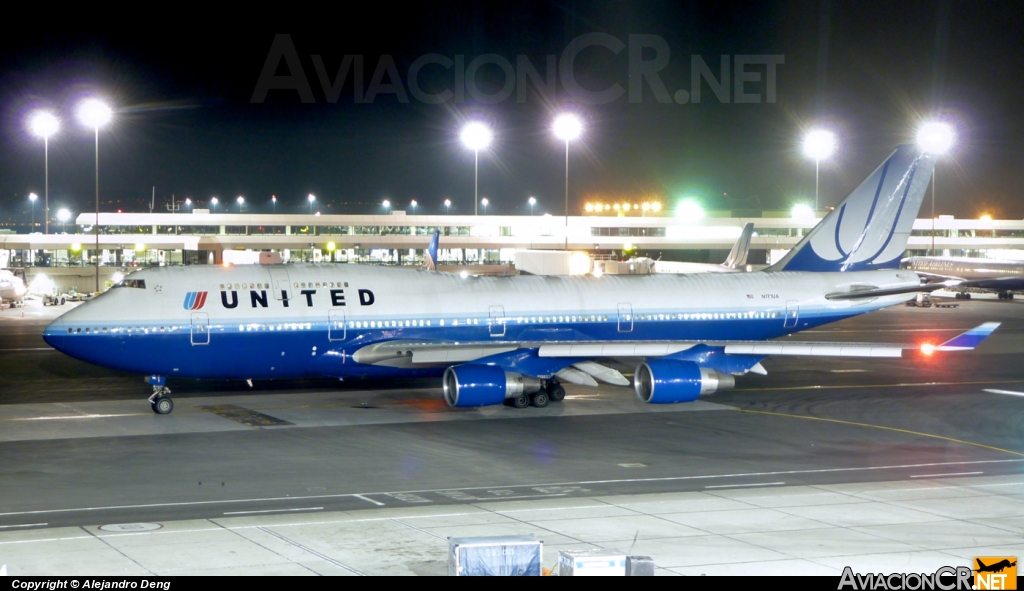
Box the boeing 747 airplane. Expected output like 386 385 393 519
43 145 998 414
902 256 1024 299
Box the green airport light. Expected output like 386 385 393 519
675 199 704 220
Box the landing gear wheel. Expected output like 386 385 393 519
60 297 65 305
530 391 550 408
511 394 531 409
547 384 566 402
955 292 963 299
965 292 972 300
148 386 173 414
151 396 174 414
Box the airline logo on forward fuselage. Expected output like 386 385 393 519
183 291 209 310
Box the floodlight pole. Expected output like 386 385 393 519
931 168 936 257
93 127 100 293
44 137 50 234
814 158 820 212
474 150 479 216
564 141 569 250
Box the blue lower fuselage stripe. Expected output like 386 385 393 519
44 309 862 380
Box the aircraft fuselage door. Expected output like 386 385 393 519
328 310 346 341
190 312 210 345
489 305 505 337
617 303 633 332
269 266 291 301
784 300 799 328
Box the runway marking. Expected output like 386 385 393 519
6 414 144 421
830 369 868 373
983 389 1024 397
0 348 55 352
256 526 364 576
705 482 785 489
1 459 1022 519
910 472 984 479
8 481 1024 546
352 494 385 506
0 523 47 529
737 409 1024 458
223 507 323 516
735 379 1020 393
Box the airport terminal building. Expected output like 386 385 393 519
2 211 1024 289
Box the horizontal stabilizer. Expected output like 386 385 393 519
825 281 959 300
936 322 1000 351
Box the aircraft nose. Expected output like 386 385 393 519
43 317 65 352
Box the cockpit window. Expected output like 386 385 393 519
115 279 146 289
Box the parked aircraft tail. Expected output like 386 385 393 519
722 222 755 269
422 229 440 271
768 145 936 273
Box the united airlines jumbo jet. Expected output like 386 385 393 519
43 145 998 414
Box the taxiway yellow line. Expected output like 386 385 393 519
738 409 1024 458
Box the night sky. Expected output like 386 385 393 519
1 1 1022 223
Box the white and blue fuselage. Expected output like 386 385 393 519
43 264 917 380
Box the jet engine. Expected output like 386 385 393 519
634 359 735 404
443 364 543 407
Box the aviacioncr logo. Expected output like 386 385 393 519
183 291 208 310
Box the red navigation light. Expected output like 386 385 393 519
921 343 936 356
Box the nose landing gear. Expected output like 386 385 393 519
146 375 174 414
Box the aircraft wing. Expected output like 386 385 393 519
350 323 1000 368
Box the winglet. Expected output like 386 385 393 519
422 229 440 271
935 322 1001 351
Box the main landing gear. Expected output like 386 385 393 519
146 376 174 414
504 380 566 409
955 292 973 300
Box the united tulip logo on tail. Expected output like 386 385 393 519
183 291 208 311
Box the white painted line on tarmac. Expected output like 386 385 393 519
0 523 47 529
983 389 1024 397
0 459 1021 519
352 494 385 506
830 369 868 373
223 507 323 516
705 482 785 489
910 472 984 479
257 526 364 576
6 414 144 421
0 348 55 352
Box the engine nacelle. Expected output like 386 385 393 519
443 364 543 407
634 360 736 404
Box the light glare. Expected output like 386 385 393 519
675 199 704 220
791 203 815 219
552 114 583 142
803 129 836 161
28 111 60 139
916 121 955 155
77 99 112 129
460 122 492 151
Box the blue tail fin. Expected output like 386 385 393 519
422 229 440 271
768 145 936 272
